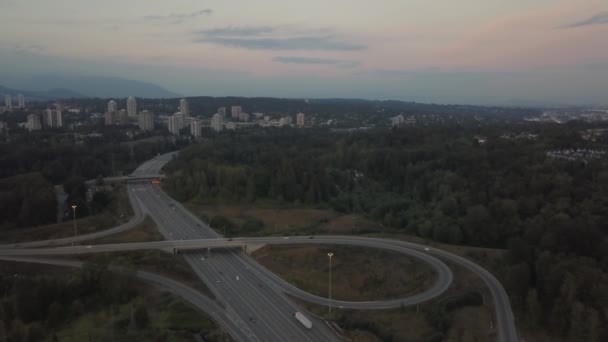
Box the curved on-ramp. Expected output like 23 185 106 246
0 185 147 249
0 256 254 342
0 235 517 342
0 151 518 342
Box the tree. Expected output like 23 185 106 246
525 289 542 328
133 304 150 330
0 320 6 342
568 301 586 342
47 302 65 328
9 319 27 342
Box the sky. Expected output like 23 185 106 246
0 0 607 105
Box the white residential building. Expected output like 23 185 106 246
168 115 180 135
4 95 12 109
17 94 25 108
43 109 63 128
107 100 118 113
283 115 293 126
127 97 137 118
104 112 113 125
26 114 41 131
231 106 242 119
211 113 223 132
297 112 305 127
239 112 250 122
218 107 226 118
391 114 405 126
179 98 189 116
138 110 154 131
190 119 202 137
174 112 186 130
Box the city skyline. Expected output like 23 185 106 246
0 1 607 105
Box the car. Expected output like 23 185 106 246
424 247 430 252
86 245 92 248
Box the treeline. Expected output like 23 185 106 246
0 131 173 183
65 96 540 127
0 263 138 341
0 262 225 341
0 132 176 229
0 173 56 229
164 122 608 340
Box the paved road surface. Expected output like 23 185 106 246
133 153 340 342
0 256 252 342
0 185 147 248
1 152 518 342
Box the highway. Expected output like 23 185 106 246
0 235 454 309
0 152 518 342
0 256 253 342
0 235 518 342
131 153 340 342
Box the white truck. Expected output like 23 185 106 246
293 311 313 329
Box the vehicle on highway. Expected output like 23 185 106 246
293 311 312 329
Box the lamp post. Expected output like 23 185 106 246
327 252 333 313
71 205 77 245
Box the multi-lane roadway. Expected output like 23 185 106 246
0 152 519 342
131 153 340 342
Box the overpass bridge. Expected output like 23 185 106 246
85 174 166 185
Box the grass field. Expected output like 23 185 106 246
93 216 164 244
0 184 133 243
184 203 380 236
250 239 503 341
253 244 436 301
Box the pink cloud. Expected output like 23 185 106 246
431 2 608 69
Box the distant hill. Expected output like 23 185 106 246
0 85 85 101
9 75 180 99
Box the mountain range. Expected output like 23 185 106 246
0 85 84 102
1 74 180 100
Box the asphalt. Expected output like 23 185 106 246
132 153 339 342
0 184 147 249
0 256 253 342
0 152 519 342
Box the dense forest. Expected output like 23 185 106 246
164 122 608 341
0 262 222 341
0 130 175 229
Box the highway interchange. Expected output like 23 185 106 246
0 153 519 342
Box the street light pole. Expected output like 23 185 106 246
71 205 77 245
327 252 333 313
